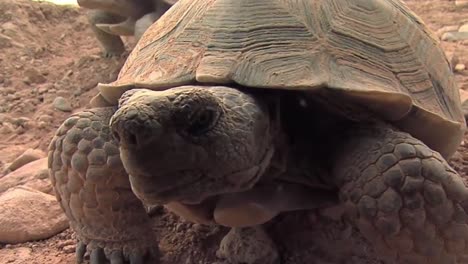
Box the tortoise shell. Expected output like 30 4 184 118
96 0 466 158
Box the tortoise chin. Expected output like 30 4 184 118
127 170 210 205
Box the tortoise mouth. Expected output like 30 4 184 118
128 171 206 205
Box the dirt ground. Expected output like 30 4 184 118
0 0 467 263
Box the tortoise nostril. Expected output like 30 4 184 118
111 106 163 147
128 133 138 145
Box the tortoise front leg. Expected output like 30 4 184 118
48 108 158 263
86 10 126 57
331 124 468 263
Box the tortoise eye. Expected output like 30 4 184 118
186 108 219 136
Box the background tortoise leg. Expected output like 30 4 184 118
86 10 126 57
134 1 173 41
331 124 468 264
48 107 157 264
216 226 279 264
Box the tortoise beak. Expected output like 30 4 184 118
110 104 164 149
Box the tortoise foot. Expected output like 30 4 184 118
49 108 159 264
75 239 156 264
216 226 280 264
333 125 468 263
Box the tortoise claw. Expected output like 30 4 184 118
76 241 86 264
90 248 106 264
74 239 156 264
129 253 144 264
109 251 124 264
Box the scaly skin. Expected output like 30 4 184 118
109 86 468 263
86 10 126 57
48 107 157 263
333 124 468 264
50 85 468 264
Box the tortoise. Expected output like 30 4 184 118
48 0 468 263
77 0 175 56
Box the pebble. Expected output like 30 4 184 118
12 117 30 127
0 186 68 243
0 123 14 134
37 86 49 94
37 114 53 123
1 247 32 263
455 0 468 8
455 64 466 72
23 68 46 85
6 148 46 173
441 31 468 42
460 23 468 33
56 239 75 249
0 113 12 124
0 34 12 49
53 96 72 112
0 158 52 195
37 121 47 129
436 25 460 37
63 244 76 254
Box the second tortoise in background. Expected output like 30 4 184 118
49 0 468 263
77 0 176 56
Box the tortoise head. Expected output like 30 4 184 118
110 85 275 205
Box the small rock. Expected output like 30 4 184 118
0 158 52 195
57 239 75 249
1 247 33 263
217 227 279 264
459 23 468 33
38 86 49 94
56 90 71 98
37 114 53 123
0 113 12 124
73 88 83 96
6 93 19 101
455 64 466 72
23 68 46 84
0 33 12 49
441 32 468 42
455 0 468 8
0 123 15 134
15 126 26 135
53 96 72 112
37 121 47 129
6 148 46 172
450 54 460 71
11 117 30 127
436 25 460 37
63 244 76 254
0 186 68 243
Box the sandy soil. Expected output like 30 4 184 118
0 0 467 263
